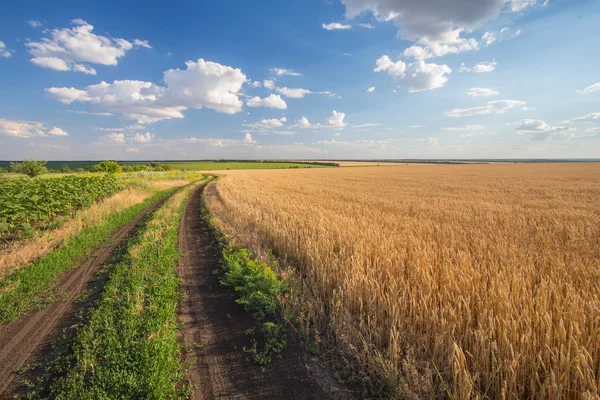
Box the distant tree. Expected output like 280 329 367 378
89 160 123 174
75 168 85 174
60 164 71 173
0 167 7 174
10 159 48 178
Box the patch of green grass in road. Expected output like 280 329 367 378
166 161 329 171
0 187 178 325
45 183 201 399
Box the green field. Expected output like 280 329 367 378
0 161 331 172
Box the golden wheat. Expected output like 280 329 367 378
206 163 600 399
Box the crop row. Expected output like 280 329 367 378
0 175 119 239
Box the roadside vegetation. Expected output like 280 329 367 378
44 181 202 399
0 187 178 324
202 201 289 365
205 163 600 399
0 174 118 240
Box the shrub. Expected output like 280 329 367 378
10 159 48 178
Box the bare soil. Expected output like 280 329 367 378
0 194 173 398
177 185 354 400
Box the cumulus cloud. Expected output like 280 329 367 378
29 20 43 27
577 82 600 94
473 59 497 72
375 55 451 92
482 31 496 46
103 133 126 143
323 22 352 30
126 147 140 153
358 23 374 29
446 100 525 117
0 118 68 138
0 41 13 58
131 132 154 143
46 59 248 123
48 127 69 136
339 0 538 44
514 119 575 140
402 29 479 59
263 80 276 90
246 94 288 109
243 117 287 130
295 111 347 129
271 68 302 76
367 87 376 92
467 87 499 97
26 19 145 73
427 137 438 145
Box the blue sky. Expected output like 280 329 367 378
0 0 599 160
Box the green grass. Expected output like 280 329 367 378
0 187 178 325
45 182 201 399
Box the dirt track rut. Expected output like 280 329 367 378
177 185 352 400
0 193 173 398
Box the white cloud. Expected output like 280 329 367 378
31 56 71 71
577 82 600 94
133 39 152 49
482 31 496 46
473 59 497 73
459 63 471 72
442 125 487 131
103 133 125 143
26 19 143 73
275 87 312 98
246 94 288 109
564 112 600 124
327 110 347 127
295 111 347 129
467 87 499 97
402 29 479 59
29 20 43 27
243 118 286 130
514 119 575 140
0 41 13 58
263 80 276 90
366 87 376 93
271 68 302 76
323 22 352 30
126 147 140 153
354 123 383 128
0 118 69 138
358 23 374 29
66 110 114 116
340 0 538 44
243 132 254 143
46 59 248 123
427 137 438 145
375 55 451 92
446 100 526 117
409 125 423 128
272 131 295 135
48 127 69 136
248 80 261 88
131 132 154 143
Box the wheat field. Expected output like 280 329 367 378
205 163 600 399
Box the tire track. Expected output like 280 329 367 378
177 185 353 400
0 192 174 398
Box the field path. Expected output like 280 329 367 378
178 185 351 400
0 192 174 398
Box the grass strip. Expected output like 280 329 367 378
0 187 178 325
46 181 201 399
200 191 288 365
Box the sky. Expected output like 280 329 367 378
0 0 599 160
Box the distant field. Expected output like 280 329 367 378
0 161 329 171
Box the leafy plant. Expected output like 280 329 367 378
10 159 48 178
88 160 123 174
245 322 287 365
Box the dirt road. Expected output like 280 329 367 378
0 193 173 398
177 185 352 400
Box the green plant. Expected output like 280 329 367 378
88 160 123 174
245 322 287 365
10 159 48 178
60 164 71 173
